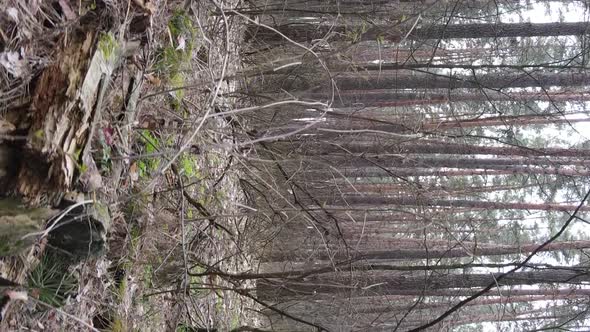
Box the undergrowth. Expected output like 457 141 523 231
28 253 77 309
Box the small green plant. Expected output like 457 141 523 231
137 130 161 177
28 253 77 308
230 312 241 330
180 153 197 178
129 223 142 254
117 274 127 300
346 22 368 43
98 134 113 172
215 189 226 201
175 324 196 332
142 264 154 288
154 10 199 111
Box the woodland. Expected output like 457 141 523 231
1 0 590 331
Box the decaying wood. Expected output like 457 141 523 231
110 69 143 191
0 197 56 257
47 200 111 261
12 10 127 203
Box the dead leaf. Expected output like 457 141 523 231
0 51 27 78
145 73 161 86
144 2 156 15
133 0 155 15
132 0 145 8
6 7 18 23
58 0 76 21
129 162 139 182
0 120 15 135
79 155 103 191
176 36 186 51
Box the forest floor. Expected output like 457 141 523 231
0 0 263 331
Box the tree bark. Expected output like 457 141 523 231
290 140 590 157
326 195 590 212
329 71 590 91
258 268 590 298
265 240 590 262
301 90 590 107
250 21 590 43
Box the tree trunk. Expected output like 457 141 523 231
250 21 590 43
258 268 590 298
329 71 590 91
265 239 590 262
300 90 590 107
302 166 590 179
290 140 590 157
327 195 590 212
314 155 590 169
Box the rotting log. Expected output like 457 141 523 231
2 7 134 204
0 5 124 259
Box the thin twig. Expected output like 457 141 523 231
29 297 100 332
157 0 231 177
21 200 94 240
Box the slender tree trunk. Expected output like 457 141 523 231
315 155 590 169
301 90 590 107
250 21 590 43
326 195 590 212
258 268 590 298
265 240 590 261
290 140 590 157
303 166 590 179
329 71 590 91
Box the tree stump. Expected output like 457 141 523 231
0 198 55 257
0 4 135 260
47 200 111 262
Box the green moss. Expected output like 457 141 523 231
110 316 126 332
140 130 159 152
176 324 195 332
138 130 163 176
169 72 185 109
142 264 153 288
155 46 183 74
215 294 224 312
118 276 127 299
180 154 197 178
0 198 51 256
215 189 226 201
98 32 118 60
230 312 241 329
169 10 197 44
0 240 11 256
130 224 141 252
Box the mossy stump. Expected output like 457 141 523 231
0 197 110 263
0 198 55 257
